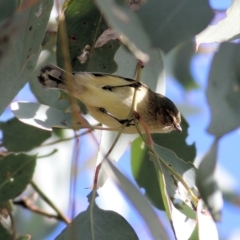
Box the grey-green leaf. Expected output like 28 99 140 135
11 102 73 131
55 193 138 240
207 42 240 137
136 0 214 52
0 118 51 152
196 140 223 221
0 0 53 115
0 153 36 202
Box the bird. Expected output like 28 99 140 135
38 64 182 134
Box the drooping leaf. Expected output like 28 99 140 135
55 192 138 240
196 140 223 221
196 200 219 240
0 118 51 152
0 153 36 202
207 42 240 137
101 160 170 240
152 116 196 163
196 0 240 49
0 0 53 115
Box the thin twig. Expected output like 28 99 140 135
13 198 67 223
30 181 70 224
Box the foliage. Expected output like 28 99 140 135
0 0 240 239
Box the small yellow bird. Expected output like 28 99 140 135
38 65 182 134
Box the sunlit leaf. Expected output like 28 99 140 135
196 0 240 49
196 200 219 240
11 102 74 131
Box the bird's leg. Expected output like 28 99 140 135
135 60 144 82
99 107 136 126
102 82 141 92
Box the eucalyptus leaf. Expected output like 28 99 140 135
0 0 53 115
11 102 74 131
95 0 151 63
196 0 240 49
57 0 116 72
101 159 170 240
55 192 138 240
172 40 199 90
0 153 36 202
207 42 240 137
196 140 223 221
137 0 213 52
196 200 219 240
0 118 51 152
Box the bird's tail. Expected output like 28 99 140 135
38 64 68 89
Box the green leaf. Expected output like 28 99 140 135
131 137 197 213
55 192 138 240
136 0 214 52
196 140 223 221
11 102 74 131
0 1 17 22
0 153 36 202
207 42 240 137
0 118 51 152
57 0 118 73
131 137 164 209
152 116 196 163
0 222 12 240
0 0 53 115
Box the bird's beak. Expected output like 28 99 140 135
174 124 182 132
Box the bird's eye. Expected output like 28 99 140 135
167 115 173 123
